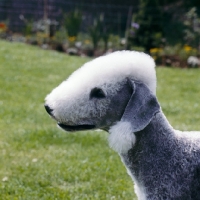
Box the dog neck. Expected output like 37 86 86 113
119 111 176 199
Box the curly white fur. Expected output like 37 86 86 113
109 121 136 154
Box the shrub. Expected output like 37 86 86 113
183 7 200 49
128 0 164 53
64 9 82 38
150 44 199 67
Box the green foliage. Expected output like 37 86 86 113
54 26 67 43
19 15 31 36
88 13 111 52
64 9 82 37
88 19 101 50
129 0 163 52
107 34 123 50
150 44 199 66
184 7 200 48
88 14 104 51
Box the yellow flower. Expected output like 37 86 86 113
150 48 161 53
84 39 91 44
184 45 192 51
37 32 48 38
68 36 76 42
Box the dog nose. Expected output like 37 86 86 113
44 104 53 116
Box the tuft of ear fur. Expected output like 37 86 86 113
121 80 160 132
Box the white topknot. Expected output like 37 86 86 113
69 50 156 94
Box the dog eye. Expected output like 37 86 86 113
90 87 106 99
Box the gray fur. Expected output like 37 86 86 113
120 82 200 199
122 112 200 199
45 52 200 199
121 80 160 132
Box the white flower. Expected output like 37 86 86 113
2 176 8 182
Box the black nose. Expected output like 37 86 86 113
44 104 53 116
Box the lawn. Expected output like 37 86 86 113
0 40 200 200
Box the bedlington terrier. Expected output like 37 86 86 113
44 51 200 200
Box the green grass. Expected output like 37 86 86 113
157 67 200 130
0 40 200 199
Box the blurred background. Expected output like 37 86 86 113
0 0 200 67
1 1 200 199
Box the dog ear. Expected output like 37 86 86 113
121 79 160 132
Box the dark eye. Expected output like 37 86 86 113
90 87 106 99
